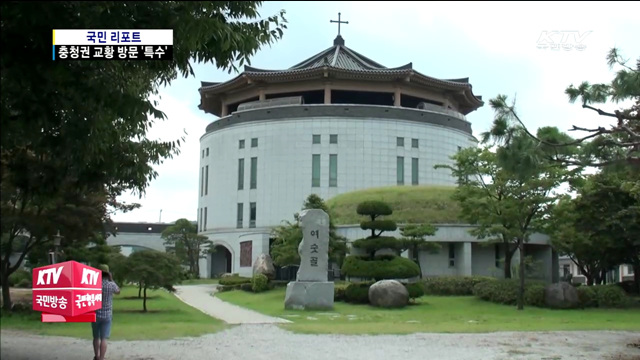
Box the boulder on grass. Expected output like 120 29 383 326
544 282 579 309
252 253 276 280
368 280 409 308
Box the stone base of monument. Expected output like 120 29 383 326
284 281 335 310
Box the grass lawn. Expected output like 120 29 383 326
180 278 219 285
325 185 462 225
0 286 226 340
216 288 640 335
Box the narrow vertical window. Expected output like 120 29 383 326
251 138 258 148
249 202 256 228
411 158 419 185
412 138 419 148
200 167 204 196
330 134 338 144
204 165 209 195
495 244 500 268
312 154 321 187
197 208 201 232
238 159 245 190
397 137 404 147
204 207 207 231
236 203 243 228
239 139 245 149
250 157 257 189
449 243 455 267
397 156 404 185
206 148 210 156
199 208 203 232
329 154 338 187
312 135 321 144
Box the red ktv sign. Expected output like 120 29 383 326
32 261 102 322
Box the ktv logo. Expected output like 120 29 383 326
32 261 103 322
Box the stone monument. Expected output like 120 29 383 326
284 209 334 310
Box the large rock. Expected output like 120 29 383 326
284 281 334 310
368 280 409 308
252 253 276 279
544 282 579 309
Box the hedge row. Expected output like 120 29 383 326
472 279 548 307
6 269 32 288
218 276 251 286
576 284 632 308
334 281 425 304
472 279 633 308
422 276 496 296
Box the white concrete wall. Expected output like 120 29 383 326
471 243 503 278
197 116 477 232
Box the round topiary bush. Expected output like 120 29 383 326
251 274 269 293
593 284 630 308
334 284 349 302
16 278 31 289
404 282 425 300
344 282 373 304
341 256 420 281
576 286 597 308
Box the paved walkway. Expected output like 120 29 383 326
173 284 291 324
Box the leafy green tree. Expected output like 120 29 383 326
341 201 421 281
125 250 183 312
0 1 287 310
270 194 348 267
439 107 572 309
161 218 212 278
399 224 439 278
482 48 638 169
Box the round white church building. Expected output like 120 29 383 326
196 34 486 278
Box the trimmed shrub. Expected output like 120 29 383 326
341 256 420 280
334 283 349 302
251 274 269 293
8 269 31 287
16 278 32 289
404 282 425 300
593 284 630 308
576 286 597 308
423 276 496 296
351 237 404 254
344 282 373 304
616 280 639 295
523 283 545 307
216 285 234 292
269 280 289 289
219 276 251 286
473 279 547 306
240 283 253 292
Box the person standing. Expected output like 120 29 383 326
91 264 120 360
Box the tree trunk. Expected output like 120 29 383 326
138 282 142 298
413 246 422 279
504 244 517 279
633 264 640 294
517 240 525 311
1 275 12 311
586 274 594 286
143 286 147 312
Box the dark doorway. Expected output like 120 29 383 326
211 245 232 277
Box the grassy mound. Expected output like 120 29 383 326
326 185 461 225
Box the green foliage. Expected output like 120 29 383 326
218 276 251 286
15 278 31 289
341 256 420 281
399 224 439 278
360 220 397 233
422 276 497 296
0 1 287 311
593 285 631 308
351 237 404 255
7 269 31 287
357 201 392 218
240 283 253 292
404 282 425 300
334 283 349 302
523 283 546 308
344 282 373 304
270 194 348 267
125 250 183 312
251 274 269 293
617 280 639 295
576 286 598 308
472 279 547 306
162 218 213 278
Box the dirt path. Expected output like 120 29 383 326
2 327 639 360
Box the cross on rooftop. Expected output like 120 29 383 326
330 12 348 36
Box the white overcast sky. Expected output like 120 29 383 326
110 1 640 224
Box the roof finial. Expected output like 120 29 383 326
330 12 348 37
